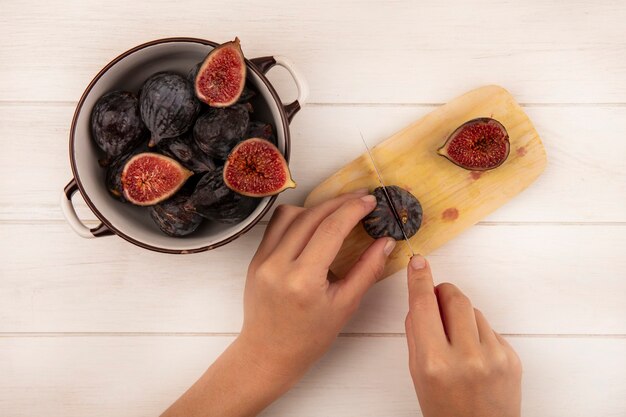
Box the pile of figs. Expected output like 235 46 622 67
91 38 295 237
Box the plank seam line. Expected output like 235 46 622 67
308 102 626 108
1 219 625 226
1 101 626 108
0 332 623 339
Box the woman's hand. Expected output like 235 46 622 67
405 256 523 417
239 189 396 387
162 190 395 417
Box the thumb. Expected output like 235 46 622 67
336 237 396 304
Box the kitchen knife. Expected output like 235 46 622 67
360 131 416 256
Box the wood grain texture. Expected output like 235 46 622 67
1 336 624 417
2 222 624 334
1 1 625 103
1 103 624 222
306 86 547 278
1 1 625 415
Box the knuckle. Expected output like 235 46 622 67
436 282 455 293
490 350 510 372
496 349 510 366
319 217 344 237
350 197 370 210
274 204 297 217
420 357 449 382
296 207 318 225
363 258 385 280
285 278 307 297
285 280 309 306
463 354 489 377
255 262 274 281
284 271 315 303
446 291 472 310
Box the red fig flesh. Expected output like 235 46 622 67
223 138 295 197
195 38 246 107
437 118 510 171
121 153 192 206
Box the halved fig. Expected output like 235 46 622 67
223 138 295 197
105 141 149 201
189 61 256 103
121 153 192 206
437 118 510 171
195 38 246 107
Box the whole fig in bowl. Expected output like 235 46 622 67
140 72 200 147
90 91 147 166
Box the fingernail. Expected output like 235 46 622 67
360 194 377 205
410 255 426 270
353 188 369 195
384 238 396 256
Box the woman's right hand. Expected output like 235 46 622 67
405 255 522 417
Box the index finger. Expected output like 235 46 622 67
272 190 369 262
407 256 448 349
299 194 377 268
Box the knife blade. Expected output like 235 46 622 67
360 131 416 256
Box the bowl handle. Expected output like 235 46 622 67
250 56 309 123
61 178 113 238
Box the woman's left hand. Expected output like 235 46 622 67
238 189 396 387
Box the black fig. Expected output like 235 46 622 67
140 72 201 147
438 118 510 171
149 193 203 237
91 91 147 166
156 131 216 173
185 168 259 224
245 120 275 142
193 106 250 160
362 186 423 240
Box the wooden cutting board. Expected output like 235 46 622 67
304 85 547 280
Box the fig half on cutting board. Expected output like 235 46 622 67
438 117 510 171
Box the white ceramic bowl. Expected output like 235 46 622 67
61 37 308 253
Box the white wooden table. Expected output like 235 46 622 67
1 1 625 416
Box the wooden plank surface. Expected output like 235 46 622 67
306 86 547 278
1 0 625 416
1 336 624 417
1 103 624 222
1 222 624 334
1 1 625 104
